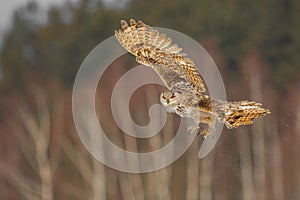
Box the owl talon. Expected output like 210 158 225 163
187 125 199 135
199 126 210 138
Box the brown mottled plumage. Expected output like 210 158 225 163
115 19 206 92
115 19 271 136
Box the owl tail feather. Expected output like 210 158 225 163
216 100 271 129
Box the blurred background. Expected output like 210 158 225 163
0 0 299 199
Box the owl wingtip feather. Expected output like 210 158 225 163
137 20 146 27
130 18 137 26
120 20 128 30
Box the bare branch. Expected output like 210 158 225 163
18 89 54 200
0 164 40 200
199 154 214 200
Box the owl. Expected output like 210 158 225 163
115 19 270 137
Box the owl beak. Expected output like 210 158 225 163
166 99 170 104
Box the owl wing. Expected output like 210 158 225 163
115 19 206 93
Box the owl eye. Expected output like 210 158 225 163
162 95 166 99
170 94 176 98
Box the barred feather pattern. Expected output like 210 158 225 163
220 101 271 129
115 19 206 93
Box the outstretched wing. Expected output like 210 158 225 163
115 19 206 93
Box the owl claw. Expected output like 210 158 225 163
187 125 199 135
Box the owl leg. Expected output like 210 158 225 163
199 115 216 138
187 122 210 138
188 115 216 137
198 123 210 137
187 123 210 137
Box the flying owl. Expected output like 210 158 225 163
114 19 270 137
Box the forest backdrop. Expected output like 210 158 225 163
0 0 299 200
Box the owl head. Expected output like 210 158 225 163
160 91 179 113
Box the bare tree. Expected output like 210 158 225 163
199 153 214 200
0 162 40 200
113 83 144 200
296 101 300 199
61 113 107 200
144 86 172 200
242 51 266 200
0 88 56 200
22 90 55 200
267 113 284 200
185 140 200 200
237 127 255 200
